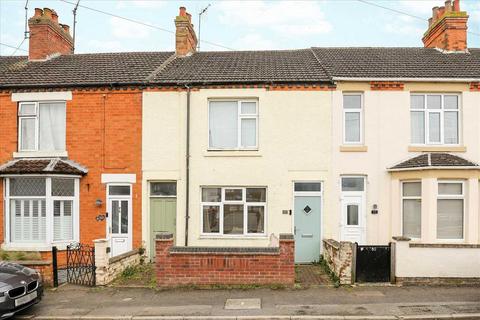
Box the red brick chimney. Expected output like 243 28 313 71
422 0 469 52
175 7 197 56
28 8 73 61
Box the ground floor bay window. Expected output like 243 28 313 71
3 176 79 249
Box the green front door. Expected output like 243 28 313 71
149 198 176 260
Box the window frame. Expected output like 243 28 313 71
436 180 465 241
207 99 259 151
410 93 461 146
17 100 67 153
3 175 80 249
401 180 422 239
342 93 364 145
200 186 267 237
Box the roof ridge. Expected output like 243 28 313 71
309 47 333 83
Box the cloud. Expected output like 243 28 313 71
87 39 125 52
109 17 151 39
116 0 167 9
217 1 332 36
233 33 276 50
384 15 424 36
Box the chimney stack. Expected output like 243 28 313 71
175 6 197 56
422 0 469 52
28 8 73 60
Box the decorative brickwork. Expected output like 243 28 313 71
470 82 480 91
155 233 295 287
370 81 405 91
323 239 354 285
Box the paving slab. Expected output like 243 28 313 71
224 298 262 310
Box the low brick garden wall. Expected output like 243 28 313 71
322 239 354 285
11 260 53 286
155 233 295 287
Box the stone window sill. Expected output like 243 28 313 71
339 145 368 152
408 146 466 153
204 150 262 157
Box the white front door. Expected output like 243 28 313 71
340 195 365 243
107 185 132 257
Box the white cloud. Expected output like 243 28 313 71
217 1 332 36
116 0 167 9
384 15 424 36
109 17 151 39
87 39 125 52
233 33 276 50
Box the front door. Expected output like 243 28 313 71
107 185 132 257
340 195 365 243
293 182 322 263
149 198 176 260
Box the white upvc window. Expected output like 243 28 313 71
18 101 66 152
401 181 421 239
208 100 258 150
4 176 79 247
343 93 363 144
437 181 464 240
410 94 460 145
201 187 266 236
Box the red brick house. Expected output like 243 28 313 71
0 8 173 265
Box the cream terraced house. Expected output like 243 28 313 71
140 1 480 276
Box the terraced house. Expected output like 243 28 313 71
1 0 479 286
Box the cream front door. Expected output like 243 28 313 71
107 185 133 257
340 195 365 244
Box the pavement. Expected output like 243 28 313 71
15 284 480 320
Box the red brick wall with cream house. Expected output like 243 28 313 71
0 89 143 265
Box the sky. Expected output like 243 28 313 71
1 0 480 56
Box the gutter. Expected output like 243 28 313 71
387 166 480 172
184 84 191 246
332 77 480 83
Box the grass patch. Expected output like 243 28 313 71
112 263 157 288
318 255 341 288
0 250 42 261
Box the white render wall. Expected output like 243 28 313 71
142 89 332 254
332 82 480 245
395 241 480 278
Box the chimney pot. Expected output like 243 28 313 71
60 24 70 33
34 8 43 17
51 10 59 23
43 8 52 19
179 6 187 16
445 0 452 12
453 0 460 12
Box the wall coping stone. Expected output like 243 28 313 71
169 246 279 255
392 236 411 241
109 249 139 264
409 243 480 249
156 233 174 240
279 233 294 240
323 238 341 249
8 260 52 266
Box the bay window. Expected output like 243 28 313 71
402 181 421 238
437 181 464 240
201 187 266 236
18 101 66 152
208 100 258 149
5 176 79 246
410 94 459 145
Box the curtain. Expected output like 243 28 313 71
247 206 264 233
410 111 425 144
403 199 421 238
428 112 441 143
345 112 360 142
444 112 458 144
10 199 46 242
53 200 73 241
437 199 463 239
241 118 256 147
39 102 66 151
20 118 36 150
209 101 238 148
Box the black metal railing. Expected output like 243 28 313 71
66 243 96 286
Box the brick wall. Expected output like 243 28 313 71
155 233 295 287
323 239 354 285
0 89 143 265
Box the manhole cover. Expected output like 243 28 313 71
225 298 261 310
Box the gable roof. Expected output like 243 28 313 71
311 47 480 80
2 47 480 89
0 158 88 176
389 153 479 171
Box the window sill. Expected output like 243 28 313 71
199 235 268 240
204 150 262 157
408 146 466 153
339 145 368 152
2 241 75 252
13 151 68 158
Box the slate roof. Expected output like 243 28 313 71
0 158 88 175
311 47 480 79
0 52 173 88
389 153 479 171
2 47 480 88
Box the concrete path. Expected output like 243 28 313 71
16 284 480 319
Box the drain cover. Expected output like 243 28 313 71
225 298 261 310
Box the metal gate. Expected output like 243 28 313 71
355 244 391 283
66 243 96 286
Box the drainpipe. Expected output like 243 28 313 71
184 84 191 246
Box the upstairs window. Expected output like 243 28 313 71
208 100 258 150
410 94 459 145
343 94 363 144
18 101 66 152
